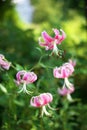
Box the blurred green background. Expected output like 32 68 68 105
0 0 87 130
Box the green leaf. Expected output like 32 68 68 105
0 84 7 94
36 47 42 54
15 64 24 71
13 100 24 106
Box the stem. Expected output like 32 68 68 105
11 64 18 71
29 54 49 71
39 54 48 63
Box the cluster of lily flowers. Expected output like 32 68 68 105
0 28 76 117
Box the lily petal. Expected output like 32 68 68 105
42 31 53 42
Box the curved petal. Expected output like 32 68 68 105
53 28 60 39
30 96 37 107
60 29 66 41
0 61 11 70
54 29 66 44
23 72 37 84
42 31 53 42
0 54 5 59
16 70 26 81
46 93 53 102
40 93 53 105
58 87 69 96
53 67 63 78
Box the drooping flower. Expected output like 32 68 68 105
39 29 66 56
15 70 37 94
0 54 11 70
53 62 75 101
30 93 55 117
58 80 75 101
53 63 74 78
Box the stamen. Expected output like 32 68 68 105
47 104 58 110
65 78 73 89
42 106 51 116
18 83 33 95
18 87 24 93
67 94 73 102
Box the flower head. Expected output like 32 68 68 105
39 29 66 55
0 54 11 70
53 62 74 78
58 85 74 96
15 70 37 94
30 93 54 117
58 83 75 101
53 62 75 101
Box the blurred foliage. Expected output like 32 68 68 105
0 0 87 130
0 0 13 21
31 0 85 24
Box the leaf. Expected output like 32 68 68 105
36 47 42 54
0 84 7 94
15 64 24 71
13 100 24 106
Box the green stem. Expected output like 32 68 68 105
29 54 49 71
11 64 18 71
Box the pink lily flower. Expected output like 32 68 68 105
39 29 66 55
30 93 55 117
0 54 11 70
58 82 75 101
15 70 37 94
53 63 74 78
53 62 75 101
